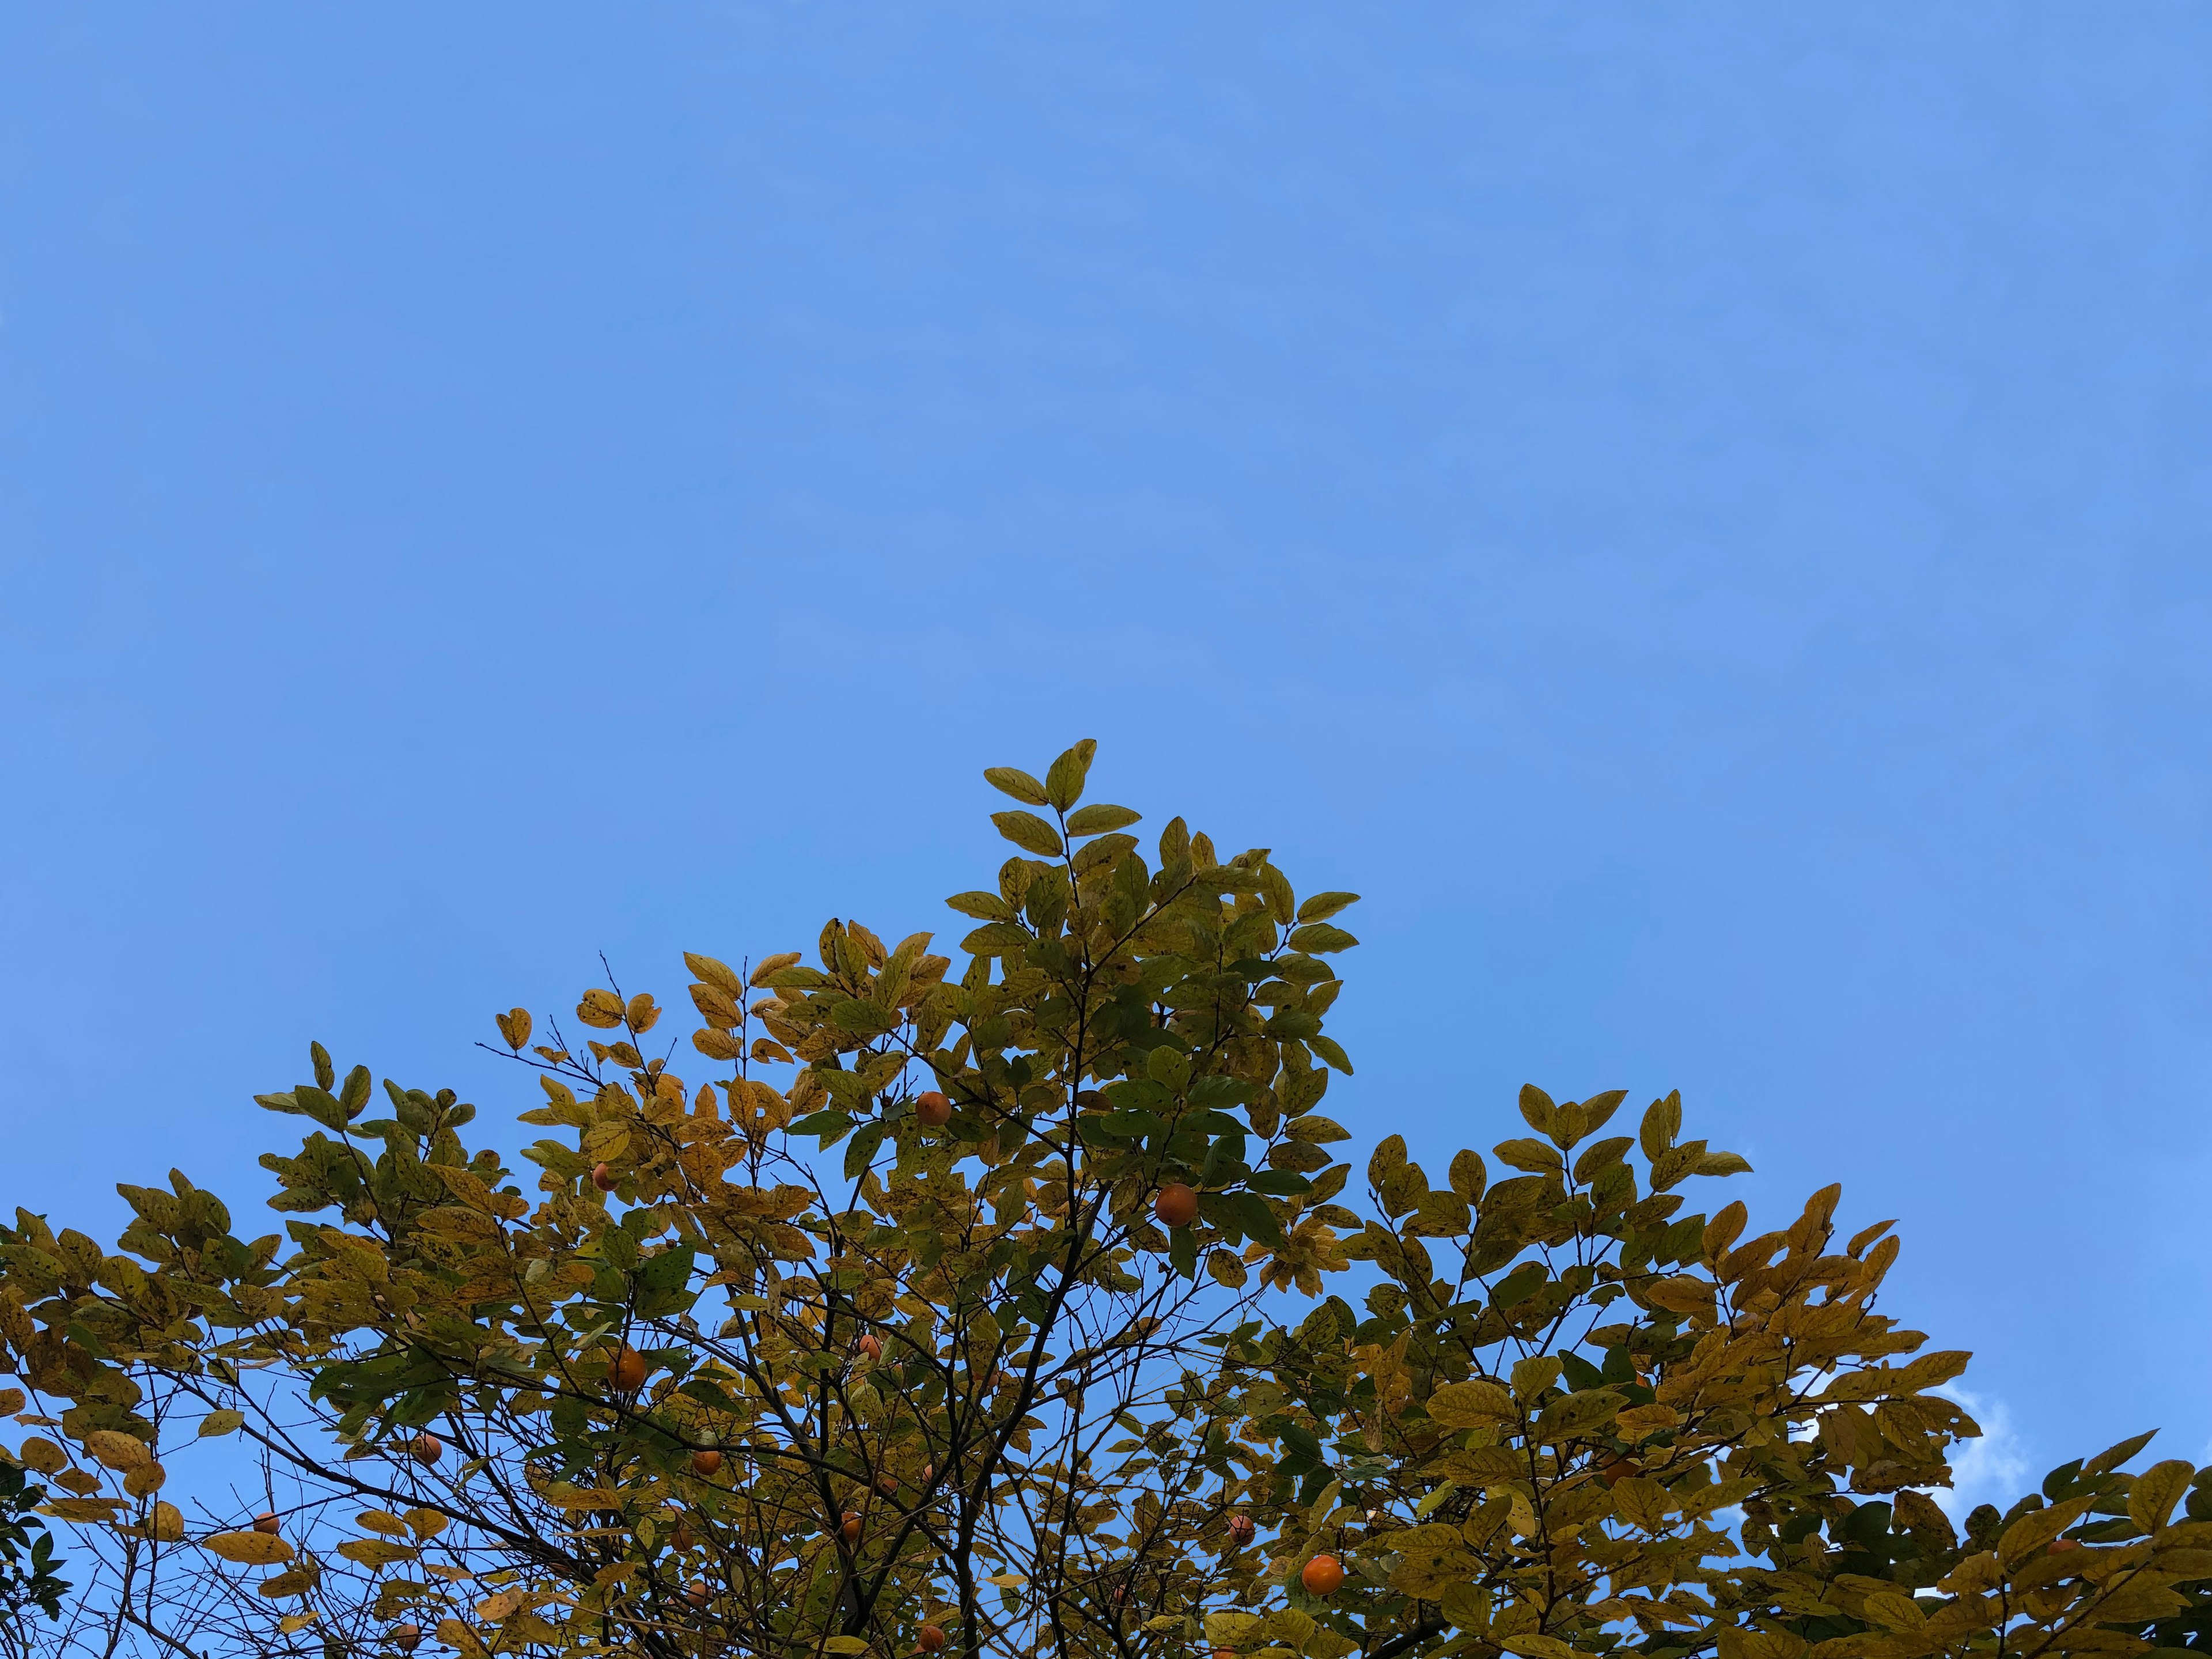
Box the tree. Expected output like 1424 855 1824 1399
1 741 2206 1659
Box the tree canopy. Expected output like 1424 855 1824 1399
2 741 2206 1659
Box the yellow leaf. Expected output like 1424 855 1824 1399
406 1506 448 1539
477 1590 523 1621
357 1510 410 1536
204 1531 296 1566
824 1639 870 1654
123 1461 166 1497
81 1430 151 1472
279 1613 320 1634
16 1437 66 1475
1427 1380 1516 1429
149 1502 185 1542
337 1539 420 1567
2131 1461 2195 1535
198 1409 245 1437
41 1497 126 1522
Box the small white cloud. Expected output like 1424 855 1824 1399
1933 1384 2031 1522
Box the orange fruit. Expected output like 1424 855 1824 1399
253 1512 281 1536
685 1581 709 1608
410 1433 442 1465
1154 1183 1199 1229
673 1521 698 1551
1301 1555 1346 1596
914 1091 952 1127
691 1449 723 1478
857 1334 882 1362
1227 1513 1255 1546
842 1510 862 1545
592 1162 616 1192
611 1345 649 1392
919 1624 948 1652
391 1626 422 1654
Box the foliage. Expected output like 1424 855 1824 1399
0 741 2204 1659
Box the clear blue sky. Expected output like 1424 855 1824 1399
5 6 2207 1508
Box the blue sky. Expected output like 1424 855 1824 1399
4 5 2207 1507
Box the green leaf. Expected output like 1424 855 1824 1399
983 767 1051 806
1639 1091 1681 1159
1043 740 1096 810
2085 1430 2159 1476
830 999 899 1036
1286 923 1358 954
844 1123 887 1182
1295 892 1359 923
1693 1151 1752 1177
945 891 1016 922
198 1409 245 1437
991 811 1065 858
1065 804 1141 837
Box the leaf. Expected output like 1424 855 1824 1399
149 1501 185 1542
2131 1460 2196 1533
495 1007 532 1051
357 1510 410 1537
1309 1036 1354 1075
1448 1149 1487 1203
279 1613 320 1634
1494 1138 1563 1174
198 1410 245 1438
1287 923 1358 953
991 811 1064 857
1499 1638 1575 1659
945 891 1016 922
824 1639 871 1654
2085 1430 2160 1477
1639 1092 1681 1158
1427 1379 1517 1429
82 1430 150 1471
1517 1084 1556 1136
983 766 1051 806
204 1531 296 1565
1694 1150 1753 1177
1997 1497 2095 1567
338 1539 421 1567
1296 892 1359 923
1044 740 1096 809
1286 1115 1350 1144
42 1497 126 1521
1065 803 1141 837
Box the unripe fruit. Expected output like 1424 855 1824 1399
1154 1182 1199 1229
842 1510 862 1545
919 1624 948 1652
1301 1555 1346 1596
253 1512 281 1536
391 1625 422 1654
857 1334 882 1362
691 1449 723 1478
611 1344 649 1393
411 1433 442 1465
914 1091 952 1127
592 1162 616 1192
1227 1513 1255 1547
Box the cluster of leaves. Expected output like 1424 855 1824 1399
0 741 2201 1659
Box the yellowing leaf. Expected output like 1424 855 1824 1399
41 1497 126 1522
16 1437 67 1475
198 1409 245 1437
278 1613 320 1634
824 1638 870 1654
204 1531 296 1566
406 1506 449 1540
337 1539 419 1567
357 1510 410 1537
1427 1379 1516 1429
149 1501 185 1542
2131 1460 2195 1534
